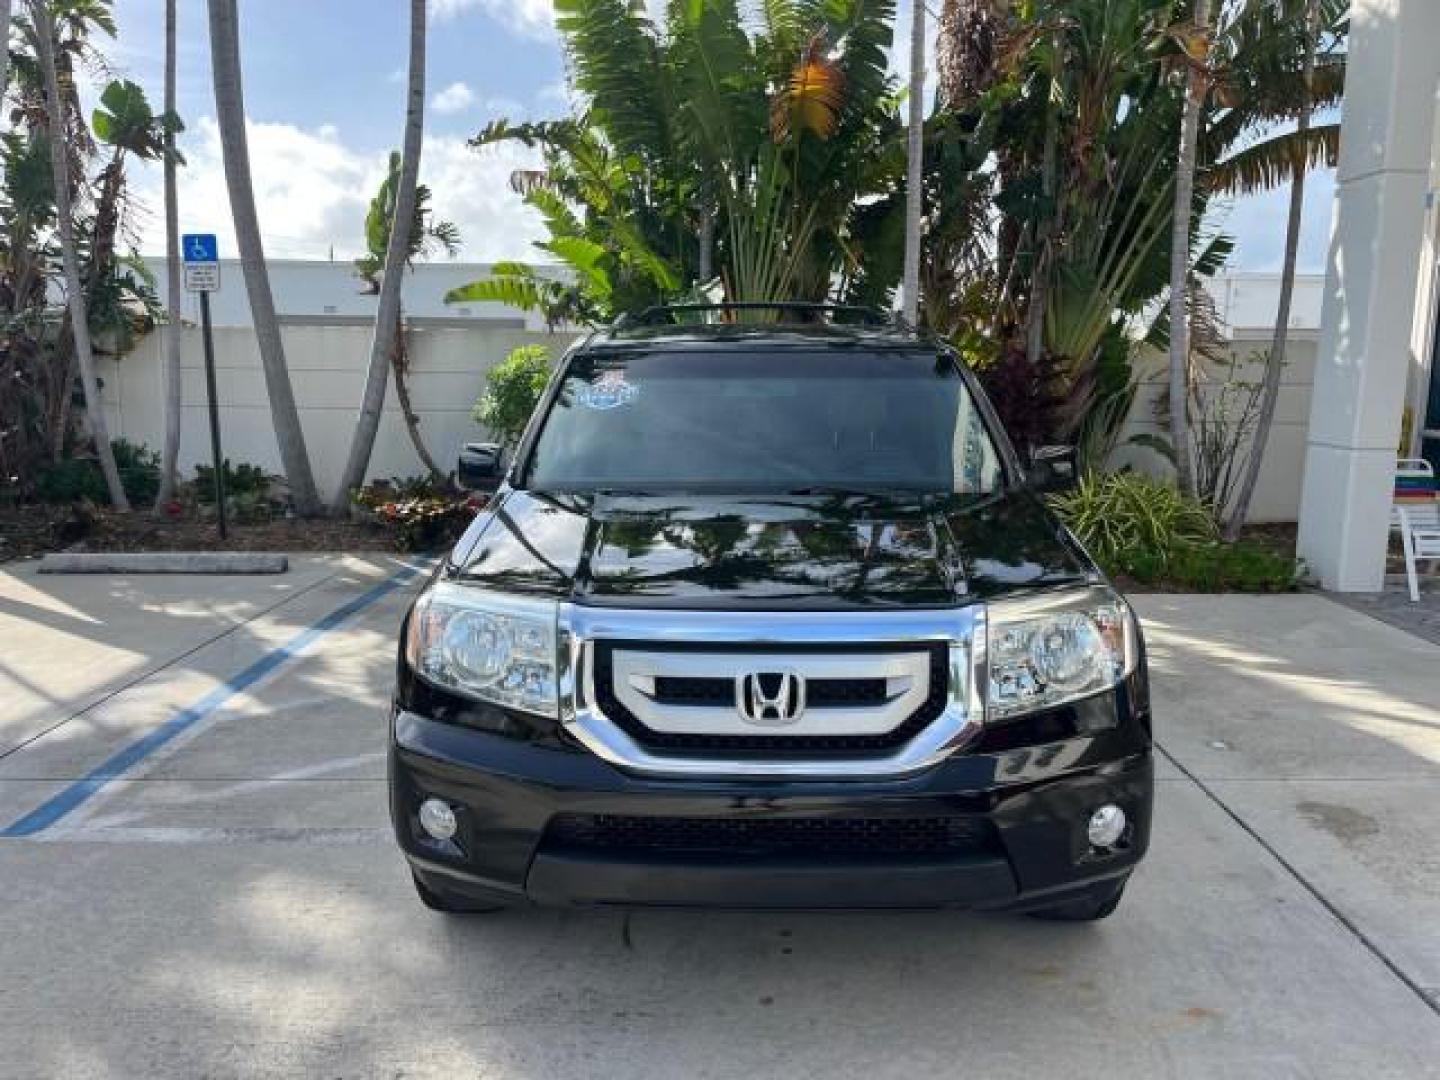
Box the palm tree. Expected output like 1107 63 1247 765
206 0 320 515
155 0 182 511
1166 0 1210 498
340 156 462 497
331 0 428 510
1223 0 1332 538
900 0 925 323
29 0 128 509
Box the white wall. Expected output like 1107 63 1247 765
1210 274 1325 335
144 259 563 331
98 269 1329 521
1113 335 1319 523
99 322 578 499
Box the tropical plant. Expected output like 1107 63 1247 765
1048 470 1219 566
472 344 552 449
87 77 182 356
0 0 175 506
1188 349 1270 516
333 0 438 509
453 0 902 323
350 152 461 487
924 0 1344 470
372 494 482 553
1222 0 1344 538
29 0 127 509
207 0 320 515
929 0 1193 448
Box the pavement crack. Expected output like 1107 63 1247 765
1156 740 1440 1023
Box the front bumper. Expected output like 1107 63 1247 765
389 707 1153 911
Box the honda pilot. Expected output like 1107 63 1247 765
390 304 1152 920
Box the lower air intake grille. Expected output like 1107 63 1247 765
545 813 996 859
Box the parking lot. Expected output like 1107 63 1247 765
1 556 1437 1079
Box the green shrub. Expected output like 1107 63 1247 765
472 344 551 448
34 440 160 506
191 459 278 523
112 439 160 506
1048 471 1218 566
35 459 109 504
192 460 273 504
1110 541 1302 593
1049 472 1301 592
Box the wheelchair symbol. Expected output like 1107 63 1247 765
187 237 210 260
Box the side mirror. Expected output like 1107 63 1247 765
1027 445 1078 492
457 442 506 491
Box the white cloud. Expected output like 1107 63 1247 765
124 117 547 265
431 0 556 40
1218 172 1336 274
431 81 477 114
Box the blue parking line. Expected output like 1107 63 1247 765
1 562 424 838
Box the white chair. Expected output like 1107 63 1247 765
1393 459 1440 603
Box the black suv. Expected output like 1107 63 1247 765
390 305 1152 920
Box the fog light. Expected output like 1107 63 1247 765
1087 804 1127 848
418 798 458 841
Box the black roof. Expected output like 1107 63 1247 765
578 303 937 353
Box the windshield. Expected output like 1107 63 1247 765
524 349 1005 495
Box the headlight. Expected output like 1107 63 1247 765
405 581 558 717
985 587 1137 721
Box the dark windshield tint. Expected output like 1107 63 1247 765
525 349 1004 494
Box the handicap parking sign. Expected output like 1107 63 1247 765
182 233 220 292
182 234 218 263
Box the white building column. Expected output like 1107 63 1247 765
1297 0 1440 592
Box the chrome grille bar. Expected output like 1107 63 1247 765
557 604 986 779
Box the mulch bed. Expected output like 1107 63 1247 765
0 504 403 564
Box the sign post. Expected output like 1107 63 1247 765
182 234 226 539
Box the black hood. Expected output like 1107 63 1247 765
450 488 1093 609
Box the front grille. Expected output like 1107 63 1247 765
652 675 888 708
546 813 996 859
593 641 948 755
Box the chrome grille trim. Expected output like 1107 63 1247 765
611 648 929 737
557 604 986 779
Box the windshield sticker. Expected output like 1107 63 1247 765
577 370 639 410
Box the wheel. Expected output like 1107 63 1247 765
1026 878 1127 922
411 871 511 914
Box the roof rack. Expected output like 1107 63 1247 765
614 302 905 331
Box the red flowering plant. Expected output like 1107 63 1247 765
352 476 486 551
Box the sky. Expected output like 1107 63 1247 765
93 0 1335 275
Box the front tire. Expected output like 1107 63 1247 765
411 871 511 915
1026 878 1127 922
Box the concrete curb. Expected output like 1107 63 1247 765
37 552 289 575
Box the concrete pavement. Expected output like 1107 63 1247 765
0 564 1436 1078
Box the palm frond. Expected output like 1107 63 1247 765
770 38 845 142
1209 122 1339 196
553 0 675 164
538 235 613 301
445 276 548 311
